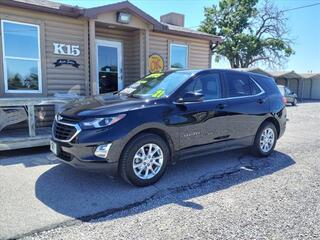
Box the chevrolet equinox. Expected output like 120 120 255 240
51 69 287 186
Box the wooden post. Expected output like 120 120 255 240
145 29 149 75
84 21 90 96
140 30 145 78
27 105 36 137
89 20 97 95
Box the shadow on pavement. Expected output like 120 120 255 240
0 146 60 167
35 148 295 222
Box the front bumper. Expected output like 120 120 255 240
51 140 119 176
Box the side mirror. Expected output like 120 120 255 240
176 91 204 104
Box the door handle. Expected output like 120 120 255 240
257 99 265 104
216 103 227 109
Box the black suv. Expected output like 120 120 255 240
51 69 287 187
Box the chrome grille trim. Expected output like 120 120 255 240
52 119 81 143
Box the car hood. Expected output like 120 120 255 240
60 94 150 118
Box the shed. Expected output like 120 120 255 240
241 68 320 100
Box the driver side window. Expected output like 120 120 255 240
181 73 222 100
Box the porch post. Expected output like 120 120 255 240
139 29 148 77
145 29 149 75
84 21 90 96
89 20 97 95
27 105 36 137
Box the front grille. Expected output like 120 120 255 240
58 150 72 162
53 121 78 141
59 115 79 124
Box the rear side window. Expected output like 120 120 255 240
251 80 262 95
225 72 252 97
253 75 279 95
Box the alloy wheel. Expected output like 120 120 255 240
132 143 164 180
259 127 275 153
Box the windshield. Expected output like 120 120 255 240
119 71 194 99
277 86 285 95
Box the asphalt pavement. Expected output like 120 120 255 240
1 102 319 240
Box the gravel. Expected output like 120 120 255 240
19 102 320 239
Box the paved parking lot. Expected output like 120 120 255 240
1 102 320 240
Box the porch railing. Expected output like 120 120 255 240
0 97 78 150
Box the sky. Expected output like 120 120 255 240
55 0 320 73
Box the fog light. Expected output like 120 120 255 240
94 143 112 158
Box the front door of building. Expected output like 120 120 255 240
96 40 123 94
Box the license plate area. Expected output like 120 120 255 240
50 140 58 155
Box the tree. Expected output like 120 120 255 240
199 0 294 69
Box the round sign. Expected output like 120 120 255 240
149 54 164 73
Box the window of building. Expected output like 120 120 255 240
170 43 188 69
1 20 42 93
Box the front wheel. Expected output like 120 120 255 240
251 122 277 157
119 133 169 187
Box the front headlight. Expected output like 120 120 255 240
80 114 126 129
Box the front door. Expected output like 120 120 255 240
172 72 230 150
96 40 123 94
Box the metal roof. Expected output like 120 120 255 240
267 71 301 79
0 0 84 17
240 68 320 80
299 73 320 79
1 0 221 43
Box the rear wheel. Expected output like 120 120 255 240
119 133 169 187
251 122 277 157
292 98 297 106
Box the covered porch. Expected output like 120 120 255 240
85 2 157 95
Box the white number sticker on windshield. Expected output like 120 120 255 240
130 82 141 88
121 88 136 95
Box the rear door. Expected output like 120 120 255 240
222 71 269 140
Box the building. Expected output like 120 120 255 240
0 0 221 98
240 68 320 100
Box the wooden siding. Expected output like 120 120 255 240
95 26 143 86
0 5 88 130
0 5 88 98
45 20 87 96
149 31 211 72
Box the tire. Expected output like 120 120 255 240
119 133 170 187
251 121 277 157
292 98 297 106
